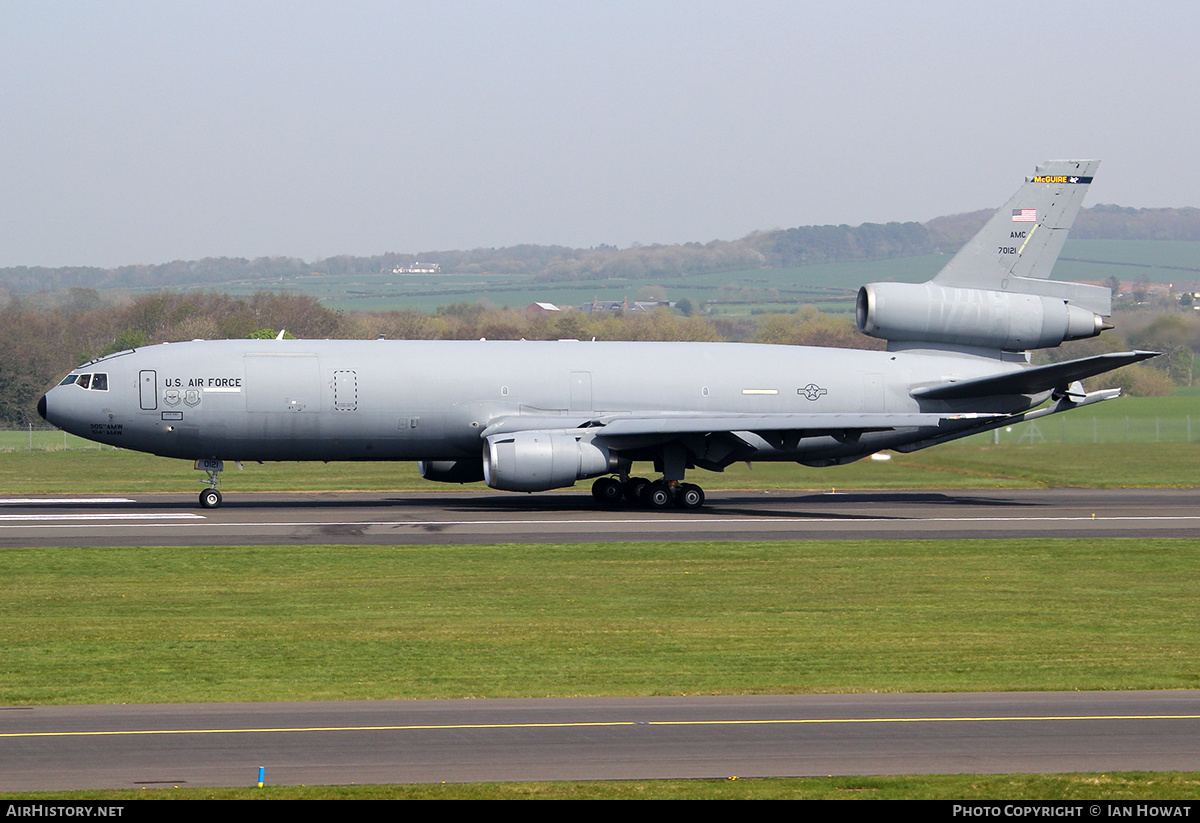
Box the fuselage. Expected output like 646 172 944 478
39 338 1040 467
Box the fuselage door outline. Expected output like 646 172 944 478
139 370 158 411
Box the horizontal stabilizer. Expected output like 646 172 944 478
910 350 1159 400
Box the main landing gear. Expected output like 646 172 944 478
591 476 706 510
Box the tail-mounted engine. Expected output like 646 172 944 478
856 282 1108 351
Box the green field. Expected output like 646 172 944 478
135 239 1200 315
1056 239 1200 284
963 392 1200 445
4 538 1199 705
149 257 941 314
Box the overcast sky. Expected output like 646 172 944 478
2 0 1197 268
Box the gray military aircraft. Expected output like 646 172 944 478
39 160 1156 509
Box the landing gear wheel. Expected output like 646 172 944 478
199 488 222 509
646 481 674 510
675 483 705 510
591 476 624 506
623 477 651 504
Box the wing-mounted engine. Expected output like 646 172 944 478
856 282 1109 350
483 430 616 492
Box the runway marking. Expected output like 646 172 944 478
0 513 204 522
0 498 136 505
6 713 1200 739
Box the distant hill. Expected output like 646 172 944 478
3 205 1199 296
924 205 1200 247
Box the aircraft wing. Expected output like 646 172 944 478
909 350 1159 401
589 412 995 436
482 411 1006 474
482 411 1000 440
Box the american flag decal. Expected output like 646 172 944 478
1012 208 1036 223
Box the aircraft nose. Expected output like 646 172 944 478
37 393 47 421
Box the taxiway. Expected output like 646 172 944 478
4 691 1200 791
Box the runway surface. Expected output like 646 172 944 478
0 487 1197 547
4 691 1200 791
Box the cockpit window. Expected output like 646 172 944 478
64 372 109 391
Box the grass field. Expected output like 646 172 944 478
4 538 1199 705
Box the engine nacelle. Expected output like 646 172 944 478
483 430 614 492
418 459 485 484
856 282 1107 350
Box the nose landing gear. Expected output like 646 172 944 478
194 458 236 509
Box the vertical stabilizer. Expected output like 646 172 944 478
932 160 1109 315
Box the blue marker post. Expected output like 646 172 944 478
258 765 265 788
